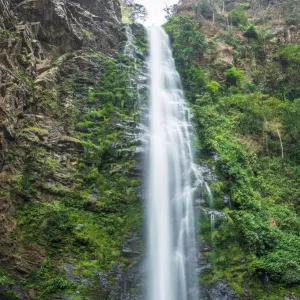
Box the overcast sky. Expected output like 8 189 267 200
136 0 179 25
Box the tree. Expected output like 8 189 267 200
121 0 148 23
163 4 178 20
195 0 217 23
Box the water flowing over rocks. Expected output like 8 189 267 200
146 26 199 300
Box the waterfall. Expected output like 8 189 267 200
205 182 214 209
147 26 199 300
124 25 138 61
210 214 215 242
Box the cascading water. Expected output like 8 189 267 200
147 26 199 300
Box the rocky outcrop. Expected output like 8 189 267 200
0 0 131 298
0 0 123 171
201 281 241 300
11 0 122 56
0 0 16 26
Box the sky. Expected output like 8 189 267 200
136 0 179 25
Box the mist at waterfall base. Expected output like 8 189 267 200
146 26 199 300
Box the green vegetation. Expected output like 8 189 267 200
0 269 16 299
165 16 208 101
2 0 300 298
24 259 76 296
1 25 147 299
225 67 245 86
165 13 300 299
243 24 259 39
229 8 248 26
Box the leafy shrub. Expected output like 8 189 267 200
229 9 248 26
164 16 208 67
194 0 216 20
243 24 258 39
0 269 14 285
206 81 220 96
225 67 245 86
278 45 300 65
91 91 115 104
252 233 300 284
27 259 76 296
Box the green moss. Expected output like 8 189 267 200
24 259 76 298
7 25 147 299
23 127 49 136
0 268 17 299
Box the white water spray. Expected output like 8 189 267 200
147 26 199 300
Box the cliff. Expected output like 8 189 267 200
0 0 146 299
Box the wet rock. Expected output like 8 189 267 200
12 0 123 56
90 187 99 201
201 281 240 300
14 243 47 274
212 152 219 162
199 240 211 252
121 236 142 258
96 262 144 300
224 194 230 204
197 261 212 274
201 164 218 182
198 208 228 218
64 262 81 284
284 294 299 300
240 257 247 263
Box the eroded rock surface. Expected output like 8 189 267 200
0 1 146 299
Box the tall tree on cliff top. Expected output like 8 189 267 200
121 0 148 23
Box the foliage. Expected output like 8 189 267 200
282 0 300 25
165 12 300 295
6 25 148 299
229 8 248 26
278 45 300 66
194 0 216 21
164 16 208 101
275 45 300 99
121 0 148 23
25 259 76 296
225 67 245 86
164 15 208 67
0 269 16 299
192 89 300 293
206 81 220 96
0 269 14 286
243 24 258 39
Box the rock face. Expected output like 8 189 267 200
201 281 241 300
0 0 16 26
0 1 148 299
0 0 123 172
11 0 122 56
